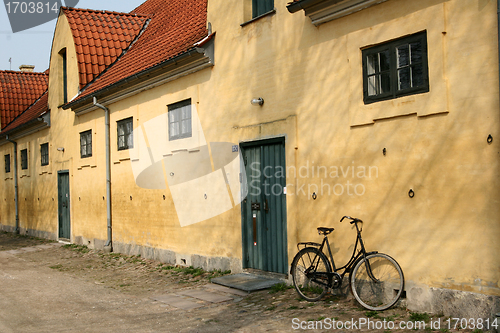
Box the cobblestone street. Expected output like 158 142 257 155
0 232 483 332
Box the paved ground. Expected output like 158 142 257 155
0 231 482 332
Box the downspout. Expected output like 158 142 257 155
5 135 19 234
93 97 112 252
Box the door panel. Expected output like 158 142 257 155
58 172 70 239
241 138 287 274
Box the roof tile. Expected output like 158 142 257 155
62 6 149 90
1 90 49 133
70 0 208 103
0 70 48 129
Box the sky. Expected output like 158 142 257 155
0 0 146 72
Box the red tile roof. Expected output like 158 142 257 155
1 90 49 133
0 70 48 129
69 0 208 104
62 7 150 90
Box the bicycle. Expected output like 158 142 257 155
290 216 404 311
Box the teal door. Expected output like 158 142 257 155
241 138 288 274
58 171 70 239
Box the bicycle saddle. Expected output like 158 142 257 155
317 227 334 235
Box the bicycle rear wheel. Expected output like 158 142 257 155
350 253 404 311
291 247 331 302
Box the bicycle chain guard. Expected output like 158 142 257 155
331 272 342 289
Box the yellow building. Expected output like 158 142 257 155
0 0 499 318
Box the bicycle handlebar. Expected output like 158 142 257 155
340 216 363 224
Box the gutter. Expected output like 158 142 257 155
5 135 19 234
93 97 112 252
287 0 323 13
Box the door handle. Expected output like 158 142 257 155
264 199 269 213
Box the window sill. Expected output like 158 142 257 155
241 9 276 27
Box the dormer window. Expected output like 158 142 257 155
59 48 67 104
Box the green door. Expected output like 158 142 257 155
58 171 70 239
241 138 287 274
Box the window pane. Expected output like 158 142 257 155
170 122 179 138
118 126 124 136
380 73 391 93
411 65 424 87
379 50 390 71
368 75 378 96
126 122 133 136
181 119 191 136
181 106 191 120
118 136 125 148
410 42 422 64
397 44 409 68
127 133 133 148
367 54 379 75
169 109 178 123
398 67 411 90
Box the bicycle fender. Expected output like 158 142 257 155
348 251 378 273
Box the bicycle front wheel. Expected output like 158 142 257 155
350 253 404 311
291 247 331 302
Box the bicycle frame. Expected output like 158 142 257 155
300 221 378 287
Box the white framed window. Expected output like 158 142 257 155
168 99 192 141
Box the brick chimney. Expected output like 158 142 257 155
19 65 35 72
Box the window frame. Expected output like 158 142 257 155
117 117 134 151
362 31 429 104
20 149 28 170
40 143 49 166
5 154 10 173
168 99 193 141
80 130 92 158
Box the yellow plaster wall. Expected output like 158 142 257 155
3 0 497 299
64 0 499 296
0 144 16 227
0 128 57 234
203 0 500 296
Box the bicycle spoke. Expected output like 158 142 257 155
291 247 331 302
350 253 404 311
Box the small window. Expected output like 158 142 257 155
117 117 133 150
80 130 92 158
168 99 192 141
253 0 274 18
40 143 49 166
5 154 10 173
21 149 28 170
362 31 429 104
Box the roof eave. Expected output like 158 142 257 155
65 35 215 113
0 111 50 143
287 0 388 25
